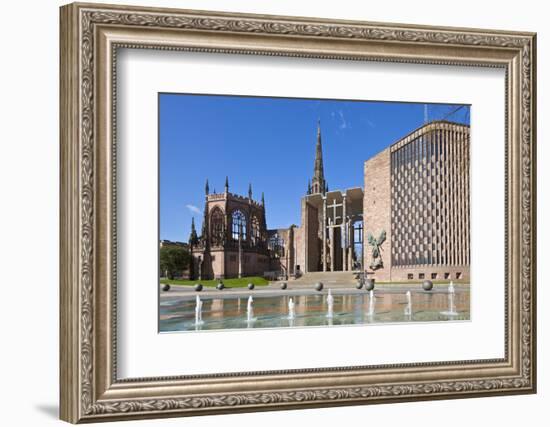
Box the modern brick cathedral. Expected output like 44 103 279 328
189 120 470 282
364 120 470 282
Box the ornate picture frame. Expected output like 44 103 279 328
60 2 536 423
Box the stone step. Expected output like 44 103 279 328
293 271 360 285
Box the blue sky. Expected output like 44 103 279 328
159 94 470 242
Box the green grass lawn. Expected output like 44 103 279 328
160 276 269 288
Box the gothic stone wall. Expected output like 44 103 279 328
296 198 319 273
268 228 290 275
305 200 320 272
192 249 269 279
222 250 269 279
363 148 392 281
294 224 305 275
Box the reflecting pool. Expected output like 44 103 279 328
159 288 470 333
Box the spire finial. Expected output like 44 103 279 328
261 191 265 206
311 120 326 194
225 176 229 193
205 178 209 195
248 182 253 199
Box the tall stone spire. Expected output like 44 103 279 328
224 176 229 193
248 182 253 199
260 192 267 231
205 178 209 195
188 218 198 280
189 217 198 246
311 120 326 194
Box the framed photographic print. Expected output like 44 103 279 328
60 2 537 423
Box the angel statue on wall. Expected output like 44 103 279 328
367 230 386 270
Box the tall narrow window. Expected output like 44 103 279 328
231 210 247 241
268 233 284 257
210 208 225 246
251 215 260 245
353 220 363 269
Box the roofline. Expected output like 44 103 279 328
390 119 470 149
365 119 470 163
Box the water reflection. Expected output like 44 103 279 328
160 290 470 333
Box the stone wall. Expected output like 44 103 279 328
294 224 305 275
222 250 269 278
390 265 470 282
305 201 320 272
363 148 392 281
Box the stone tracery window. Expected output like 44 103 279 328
251 215 260 245
210 208 225 246
268 233 284 257
231 210 247 241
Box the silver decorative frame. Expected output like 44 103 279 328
60 2 536 423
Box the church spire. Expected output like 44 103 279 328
248 182 253 199
189 217 198 246
261 191 265 206
205 178 209 195
224 176 229 193
311 120 326 194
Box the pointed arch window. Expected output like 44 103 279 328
210 208 225 246
251 215 260 245
231 210 247 241
268 233 285 257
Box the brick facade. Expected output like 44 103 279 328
364 147 392 281
364 121 470 282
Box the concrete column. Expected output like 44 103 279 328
322 196 327 272
342 194 347 271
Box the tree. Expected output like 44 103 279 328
160 246 190 279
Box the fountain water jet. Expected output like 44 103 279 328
367 290 375 317
287 297 296 320
404 291 412 318
326 289 334 318
247 296 255 323
194 295 204 325
441 281 458 316
449 280 455 294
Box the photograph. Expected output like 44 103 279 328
158 94 471 332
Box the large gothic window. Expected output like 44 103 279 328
353 220 363 269
210 208 225 246
353 220 363 244
251 215 260 246
231 210 247 241
268 233 285 257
